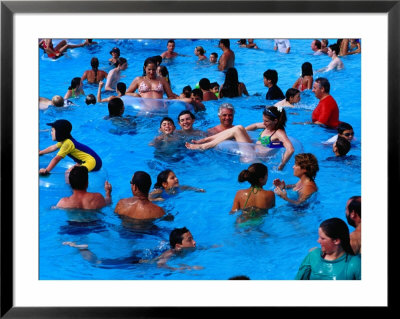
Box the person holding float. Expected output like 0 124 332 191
185 106 294 170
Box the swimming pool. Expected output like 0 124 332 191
39 38 361 280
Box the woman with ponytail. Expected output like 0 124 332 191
186 106 294 170
81 57 108 84
231 163 275 215
295 217 361 280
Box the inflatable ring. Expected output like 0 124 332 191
121 95 194 117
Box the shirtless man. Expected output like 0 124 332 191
56 166 112 210
161 39 178 59
345 196 361 255
218 39 235 72
105 57 128 91
114 171 165 220
207 103 235 135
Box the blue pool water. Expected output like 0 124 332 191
39 39 361 280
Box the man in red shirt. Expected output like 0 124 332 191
311 77 339 129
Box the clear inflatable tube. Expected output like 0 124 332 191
121 95 194 117
213 136 304 163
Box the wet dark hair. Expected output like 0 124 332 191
116 57 127 68
142 57 157 75
69 166 88 191
263 106 287 130
238 163 268 187
182 85 192 98
169 227 189 249
229 275 250 280
301 62 313 77
91 57 99 82
199 78 211 90
68 77 81 90
295 153 319 180
116 82 126 95
263 69 279 85
178 110 195 121
210 82 219 90
85 94 96 105
238 39 247 45
108 97 124 117
167 39 175 45
150 55 163 65
191 88 203 100
219 39 230 49
285 88 300 101
313 39 321 49
315 77 330 93
335 136 351 156
210 52 218 58
154 169 173 189
329 43 340 55
159 117 175 128
348 196 361 218
131 171 152 196
221 67 239 97
158 65 170 85
337 122 353 134
320 218 354 255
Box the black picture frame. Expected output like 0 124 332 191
1 1 395 317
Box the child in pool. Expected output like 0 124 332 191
149 169 205 201
39 119 102 176
149 117 180 147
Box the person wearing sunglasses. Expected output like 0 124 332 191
323 122 355 145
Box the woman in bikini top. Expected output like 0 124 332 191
126 57 178 99
230 163 275 216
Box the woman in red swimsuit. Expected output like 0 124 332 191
39 39 86 59
292 62 313 91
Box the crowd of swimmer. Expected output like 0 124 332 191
39 38 361 278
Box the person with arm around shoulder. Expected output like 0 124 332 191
56 166 112 210
273 153 319 205
295 217 361 280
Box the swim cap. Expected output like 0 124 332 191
46 119 72 142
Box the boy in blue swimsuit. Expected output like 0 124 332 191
39 119 102 175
